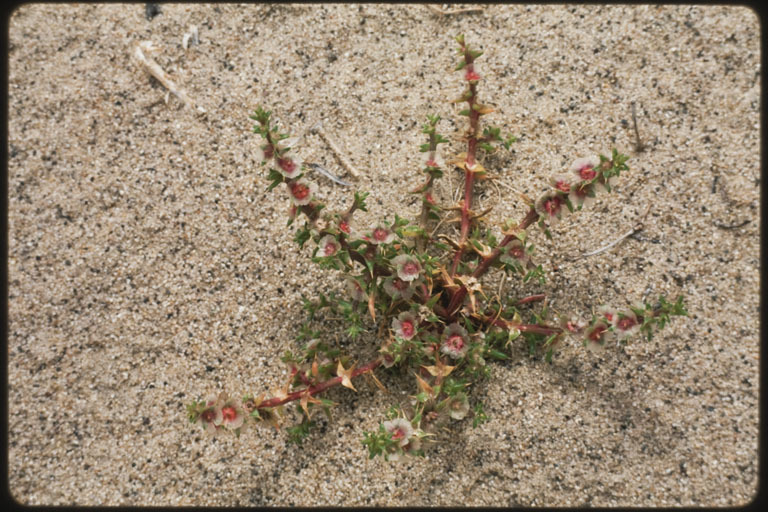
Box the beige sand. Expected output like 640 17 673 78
8 4 759 506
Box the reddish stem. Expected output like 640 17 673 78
257 358 383 410
516 293 546 306
444 207 540 319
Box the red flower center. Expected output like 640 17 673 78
279 157 297 174
555 180 571 193
617 316 637 331
339 220 350 234
222 406 237 422
201 409 215 422
447 335 464 351
291 182 310 200
402 261 419 275
579 167 597 180
400 320 414 338
324 242 337 256
588 325 606 342
393 279 408 291
603 312 614 322
392 428 406 440
373 228 389 241
509 246 525 259
465 70 481 81
544 197 561 216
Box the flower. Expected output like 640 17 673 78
392 254 422 282
447 392 470 420
584 321 612 352
465 69 481 82
535 190 566 224
287 178 316 206
195 392 225 435
559 315 586 334
613 310 641 340
499 239 528 269
392 311 418 340
318 235 340 257
424 153 444 169
597 305 619 326
369 222 395 245
441 323 470 359
255 143 275 164
383 276 416 301
568 181 596 210
338 219 351 235
215 394 245 430
276 153 303 179
346 277 367 302
383 418 414 447
571 155 600 181
550 173 574 194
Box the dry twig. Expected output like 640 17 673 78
310 122 361 178
569 204 651 260
133 41 206 114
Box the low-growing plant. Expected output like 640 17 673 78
187 35 687 460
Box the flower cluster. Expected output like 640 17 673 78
186 35 686 461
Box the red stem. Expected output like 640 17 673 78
257 358 383 410
444 207 540 319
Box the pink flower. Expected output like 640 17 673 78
568 181 596 210
447 392 470 420
571 156 600 181
424 153 444 169
465 69 481 82
346 277 367 302
276 154 303 179
318 235 340 257
195 392 225 435
287 178 316 206
559 315 586 334
392 254 422 282
255 143 275 164
369 222 395 245
383 418 414 447
383 276 415 301
535 191 566 224
613 310 641 340
598 305 619 326
215 394 245 430
550 173 573 194
499 239 528 268
338 219 351 235
392 311 418 340
584 321 612 352
441 323 469 359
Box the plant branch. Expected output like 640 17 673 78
258 358 383 410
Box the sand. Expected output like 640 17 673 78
8 4 759 506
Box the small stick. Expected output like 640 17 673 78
425 4 485 15
631 102 645 153
310 122 361 178
133 41 206 114
714 219 750 230
571 205 651 260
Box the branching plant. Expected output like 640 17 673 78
186 35 687 461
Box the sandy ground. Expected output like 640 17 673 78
7 3 760 506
